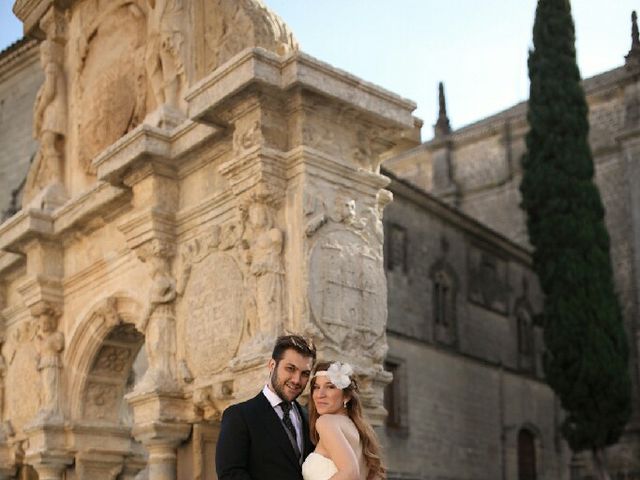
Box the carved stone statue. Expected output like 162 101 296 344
145 0 186 111
137 241 179 393
248 202 285 342
33 306 64 421
24 40 67 205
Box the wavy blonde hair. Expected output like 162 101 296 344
308 361 386 480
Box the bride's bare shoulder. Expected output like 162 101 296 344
316 414 356 433
315 413 343 428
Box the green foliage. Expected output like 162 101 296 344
520 0 631 452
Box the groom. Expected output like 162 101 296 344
216 335 316 479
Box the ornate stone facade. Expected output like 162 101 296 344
0 1 414 478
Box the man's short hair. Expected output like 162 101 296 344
272 335 316 363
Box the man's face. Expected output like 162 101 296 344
268 348 313 402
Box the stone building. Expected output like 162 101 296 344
0 1 631 480
384 12 640 479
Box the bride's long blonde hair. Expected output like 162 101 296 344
308 361 386 480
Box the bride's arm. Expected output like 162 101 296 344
316 415 360 480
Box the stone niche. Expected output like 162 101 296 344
0 0 416 478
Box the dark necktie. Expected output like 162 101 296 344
280 402 301 460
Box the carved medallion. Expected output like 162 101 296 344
75 4 146 172
181 252 244 377
308 230 386 350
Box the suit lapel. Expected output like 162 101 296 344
296 401 313 458
254 392 300 467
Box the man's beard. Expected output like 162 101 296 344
271 367 301 402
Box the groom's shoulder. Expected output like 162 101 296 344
225 392 266 416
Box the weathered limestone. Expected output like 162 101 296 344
0 0 415 477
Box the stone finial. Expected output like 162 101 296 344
434 82 452 138
625 11 640 69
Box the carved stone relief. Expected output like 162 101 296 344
305 187 386 254
81 323 144 423
350 123 397 173
308 229 386 359
246 201 285 343
23 6 69 208
3 323 38 432
135 239 179 393
145 0 187 112
73 1 147 172
199 0 297 74
179 245 244 378
84 381 120 421
32 304 64 422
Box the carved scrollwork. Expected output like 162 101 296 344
193 381 234 421
233 120 262 154
85 382 120 421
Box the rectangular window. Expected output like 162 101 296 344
384 358 408 435
386 224 408 273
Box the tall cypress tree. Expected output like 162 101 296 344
520 0 632 477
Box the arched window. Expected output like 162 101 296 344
518 429 537 480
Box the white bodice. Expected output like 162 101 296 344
302 452 338 480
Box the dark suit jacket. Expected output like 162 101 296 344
216 392 313 480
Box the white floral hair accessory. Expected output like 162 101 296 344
314 362 354 389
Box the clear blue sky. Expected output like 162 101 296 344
1 1 637 138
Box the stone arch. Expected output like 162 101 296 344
517 423 544 480
65 293 145 422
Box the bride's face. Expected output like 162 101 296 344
312 376 348 415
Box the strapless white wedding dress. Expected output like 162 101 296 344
302 452 338 480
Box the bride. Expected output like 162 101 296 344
302 361 386 480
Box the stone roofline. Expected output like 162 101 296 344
381 167 533 265
0 36 38 82
422 64 631 148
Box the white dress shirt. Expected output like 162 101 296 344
262 384 304 454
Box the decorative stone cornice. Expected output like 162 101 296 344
17 276 63 311
0 209 54 254
0 37 38 83
126 390 193 427
92 125 173 185
12 0 71 38
118 209 176 252
186 48 416 131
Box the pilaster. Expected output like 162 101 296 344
618 124 640 431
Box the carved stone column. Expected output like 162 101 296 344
75 452 124 480
129 413 191 480
26 451 72 480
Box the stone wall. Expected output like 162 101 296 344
0 39 40 218
380 174 568 479
385 53 640 476
382 335 566 480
